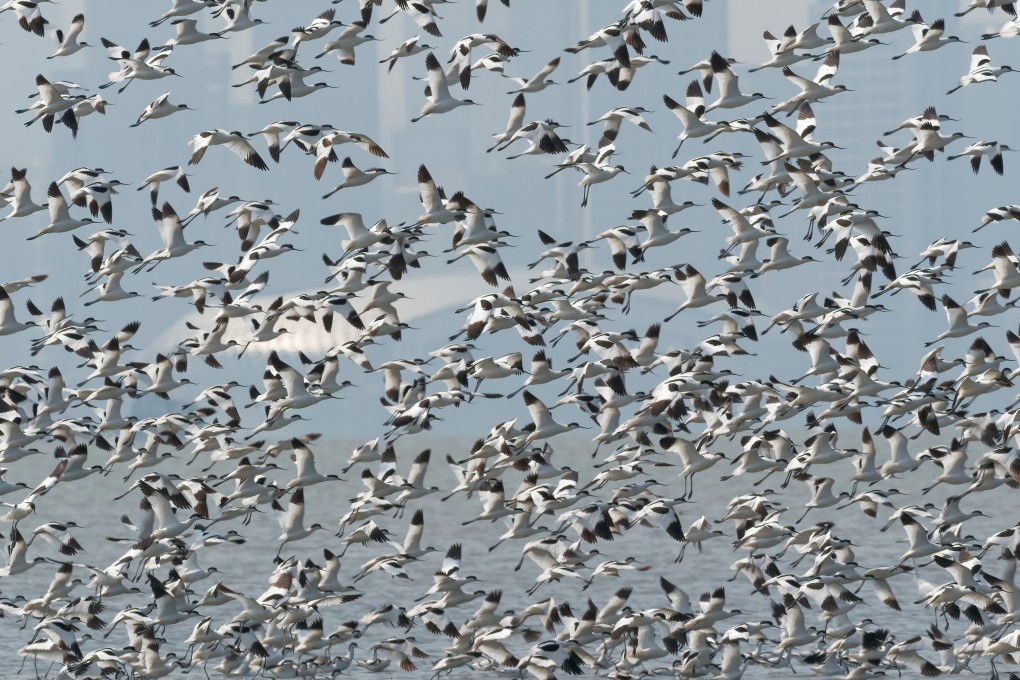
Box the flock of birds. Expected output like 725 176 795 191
2 0 1020 678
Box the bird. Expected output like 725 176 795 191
892 13 966 60
907 106 972 161
272 487 325 556
99 37 181 93
771 51 849 114
47 13 89 59
588 106 653 144
487 93 527 152
411 52 479 123
134 202 211 272
27 182 99 240
164 17 225 46
188 129 269 170
130 91 194 127
321 158 394 199
946 44 1017 94
137 166 190 205
947 140 1012 175
578 162 629 208
504 57 560 94
705 50 770 111
379 35 435 73
0 167 48 222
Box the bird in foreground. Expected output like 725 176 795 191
188 129 269 170
130 91 194 127
946 140 1012 175
411 52 480 123
47 13 89 59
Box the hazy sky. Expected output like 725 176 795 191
1 0 1018 438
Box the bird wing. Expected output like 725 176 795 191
47 182 70 223
529 57 560 83
224 136 269 171
424 52 451 101
157 202 185 250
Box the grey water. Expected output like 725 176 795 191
1 434 1007 678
